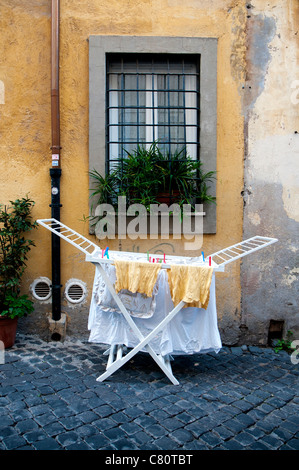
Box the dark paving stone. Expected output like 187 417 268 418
33 437 61 450
1 333 298 452
56 431 80 448
2 434 28 450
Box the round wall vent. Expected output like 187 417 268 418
65 279 87 304
31 277 52 302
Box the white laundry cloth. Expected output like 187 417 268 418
88 264 222 356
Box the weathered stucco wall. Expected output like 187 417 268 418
241 0 299 344
1 1 296 345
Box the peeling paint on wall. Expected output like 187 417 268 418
282 267 299 287
244 12 276 111
241 0 299 344
248 133 299 222
247 211 261 226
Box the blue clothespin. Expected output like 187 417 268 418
104 247 109 259
201 251 205 262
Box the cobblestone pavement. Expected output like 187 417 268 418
0 333 298 451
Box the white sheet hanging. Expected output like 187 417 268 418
91 263 160 319
88 264 222 356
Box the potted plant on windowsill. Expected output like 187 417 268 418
88 142 216 226
154 146 216 209
114 143 162 210
0 197 37 348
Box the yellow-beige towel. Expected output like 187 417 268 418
167 265 213 309
114 260 162 297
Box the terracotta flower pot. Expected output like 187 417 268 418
0 317 18 349
156 190 180 205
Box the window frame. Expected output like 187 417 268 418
89 36 217 233
106 53 200 169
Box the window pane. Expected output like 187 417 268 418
107 54 199 169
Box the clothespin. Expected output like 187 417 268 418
104 247 109 259
209 256 211 266
202 251 205 262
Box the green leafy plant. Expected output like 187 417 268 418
0 197 37 319
88 169 120 208
115 143 162 209
1 293 34 319
274 330 295 354
89 142 216 215
154 146 216 207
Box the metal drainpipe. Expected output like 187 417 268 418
50 0 62 321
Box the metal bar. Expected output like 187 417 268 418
107 123 198 127
96 297 185 385
116 344 123 361
120 64 125 162
94 263 182 385
107 140 200 146
221 252 234 258
136 58 140 144
152 62 155 142
37 218 100 255
182 62 187 146
167 61 171 155
210 236 277 257
107 74 199 78
210 236 278 267
106 344 117 369
223 247 246 256
108 89 198 94
39 219 276 275
107 105 200 110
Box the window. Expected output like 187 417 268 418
107 54 199 172
89 36 217 233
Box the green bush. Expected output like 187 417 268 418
89 142 216 214
273 330 295 354
0 197 37 318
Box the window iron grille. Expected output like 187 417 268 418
106 54 200 173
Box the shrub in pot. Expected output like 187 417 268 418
89 142 216 215
154 146 216 208
0 197 37 348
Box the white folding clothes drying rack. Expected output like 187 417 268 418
37 218 278 385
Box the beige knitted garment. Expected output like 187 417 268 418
167 265 213 309
114 260 162 297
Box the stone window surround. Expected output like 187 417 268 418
89 35 217 234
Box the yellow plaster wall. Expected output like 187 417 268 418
0 0 247 335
